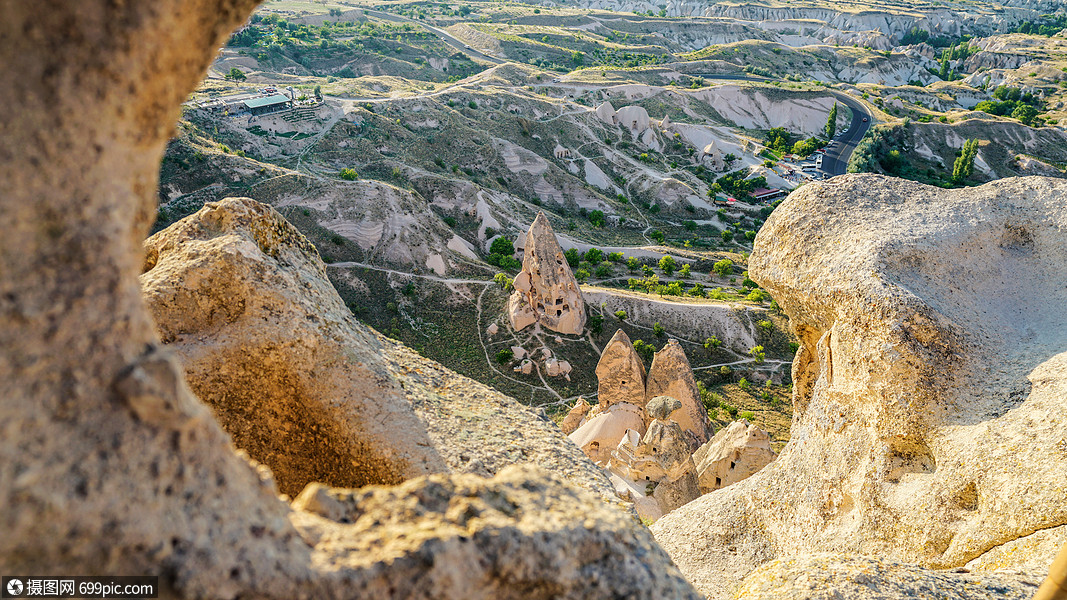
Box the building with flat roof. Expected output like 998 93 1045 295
242 93 291 116
752 188 786 202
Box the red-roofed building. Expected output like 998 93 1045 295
752 188 786 202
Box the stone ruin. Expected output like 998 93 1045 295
507 212 586 335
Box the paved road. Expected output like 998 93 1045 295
688 73 872 176
819 92 872 176
362 9 504 65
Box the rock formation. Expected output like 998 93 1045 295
569 402 645 465
616 105 651 132
653 175 1067 598
692 419 777 494
645 339 713 448
560 397 590 435
0 5 701 597
545 357 572 378
595 101 617 125
610 396 700 518
508 212 586 334
596 329 648 411
734 554 1043 600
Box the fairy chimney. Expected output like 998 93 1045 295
596 329 647 411
507 213 586 335
645 339 712 449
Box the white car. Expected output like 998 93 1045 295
463 44 472 49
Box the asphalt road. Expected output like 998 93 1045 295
362 9 504 65
819 92 872 176
688 73 872 176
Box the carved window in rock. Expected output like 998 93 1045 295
715 477 722 487
730 462 736 470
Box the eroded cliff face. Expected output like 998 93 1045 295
653 174 1067 598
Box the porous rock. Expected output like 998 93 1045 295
645 339 712 448
653 175 1067 598
288 465 702 600
692 419 776 494
596 329 648 411
733 554 1042 600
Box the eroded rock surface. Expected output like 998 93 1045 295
288 465 702 600
692 419 776 494
653 175 1067 598
508 212 586 334
734 554 1042 600
645 339 713 448
596 329 648 411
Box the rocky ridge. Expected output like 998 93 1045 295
652 174 1067 598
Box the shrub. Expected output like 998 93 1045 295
468 100 478 109
738 378 751 391
575 268 590 283
678 264 691 279
339 168 358 180
594 263 612 278
650 230 665 244
608 251 624 263
653 322 666 337
626 256 640 272
758 320 774 331
633 339 656 362
721 230 734 243
750 345 766 364
704 336 722 349
713 259 734 277
493 272 514 291
496 348 514 364
615 309 628 321
443 216 457 227
589 209 606 227
741 410 756 421
747 289 769 303
588 312 603 334
658 255 677 275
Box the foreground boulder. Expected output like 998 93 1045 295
653 175 1067 597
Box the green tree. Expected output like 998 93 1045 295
750 345 766 364
1011 103 1039 126
626 256 640 272
496 348 514 364
952 138 979 183
489 236 514 256
615 309 628 321
713 258 734 277
589 209 606 227
650 230 665 244
493 272 514 291
658 255 677 275
720 230 734 243
583 247 603 263
653 322 666 337
824 103 838 139
574 268 590 283
339 168 358 180
704 336 722 349
678 264 691 279
564 248 580 267
226 67 247 81
313 84 322 100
